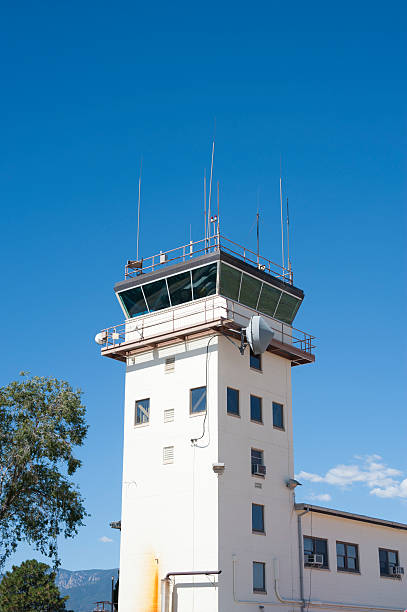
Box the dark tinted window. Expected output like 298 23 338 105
257 283 281 317
337 542 359 572
253 562 266 592
250 395 262 423
304 536 329 569
167 271 192 305
191 263 217 299
252 504 265 533
239 273 262 309
273 402 284 429
190 386 206 414
379 548 399 576
219 263 241 300
274 292 301 324
251 448 263 474
227 387 239 416
143 279 170 312
119 287 148 318
250 349 261 371
135 398 150 425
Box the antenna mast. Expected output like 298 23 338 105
208 137 215 243
217 180 220 239
136 158 142 262
256 209 260 266
286 196 291 280
280 158 285 276
204 169 207 247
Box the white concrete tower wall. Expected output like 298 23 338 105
118 336 221 612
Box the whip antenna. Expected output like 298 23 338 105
136 157 142 261
280 157 285 276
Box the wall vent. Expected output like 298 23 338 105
163 446 174 464
164 408 175 423
254 482 263 489
165 356 175 372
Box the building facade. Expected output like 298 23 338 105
98 236 406 612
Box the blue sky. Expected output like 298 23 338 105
0 1 406 571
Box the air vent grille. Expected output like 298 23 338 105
164 409 175 423
165 356 175 372
163 446 174 464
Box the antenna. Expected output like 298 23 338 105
286 196 291 279
204 169 207 247
136 157 142 262
217 180 220 238
208 137 215 242
279 157 285 276
256 209 260 266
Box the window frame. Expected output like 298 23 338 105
190 386 207 415
252 503 265 534
249 348 262 372
253 561 266 593
303 536 329 569
251 448 264 476
250 394 263 424
336 541 360 573
135 398 150 426
272 401 284 430
379 548 400 578
227 387 240 417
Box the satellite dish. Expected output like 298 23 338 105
245 316 274 355
94 331 107 345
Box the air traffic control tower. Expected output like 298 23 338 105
96 234 315 612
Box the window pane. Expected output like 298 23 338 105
304 537 314 555
379 549 388 575
257 283 281 318
227 387 239 415
191 263 217 299
119 287 148 318
250 395 262 423
347 557 356 570
251 449 263 474
347 545 357 558
143 279 170 312
250 349 261 370
274 292 301 324
252 504 264 532
240 274 262 309
273 402 284 429
337 556 345 568
388 551 397 564
135 399 150 424
167 271 192 306
315 539 328 567
253 562 265 592
190 386 206 413
219 263 241 300
336 543 345 556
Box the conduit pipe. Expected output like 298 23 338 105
232 557 403 612
161 570 221 612
297 507 310 612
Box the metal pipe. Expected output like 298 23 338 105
165 570 221 579
297 507 310 612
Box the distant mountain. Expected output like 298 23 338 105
56 568 119 612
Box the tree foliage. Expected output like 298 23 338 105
0 374 88 568
0 558 69 612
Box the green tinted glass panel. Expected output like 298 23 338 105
143 279 170 312
192 263 217 299
219 263 241 300
239 273 261 309
167 271 192 306
257 283 281 317
274 292 301 324
119 287 148 318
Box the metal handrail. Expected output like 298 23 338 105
124 233 293 284
98 296 315 354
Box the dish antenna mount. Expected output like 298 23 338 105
238 315 274 356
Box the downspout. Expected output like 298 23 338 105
297 506 310 612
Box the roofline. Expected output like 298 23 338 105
295 503 407 531
114 250 304 299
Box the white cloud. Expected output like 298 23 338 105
309 493 332 502
296 455 406 500
99 536 113 543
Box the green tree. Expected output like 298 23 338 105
0 374 88 568
0 559 70 611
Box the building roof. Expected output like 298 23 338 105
295 503 407 531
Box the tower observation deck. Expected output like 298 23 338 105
97 234 315 366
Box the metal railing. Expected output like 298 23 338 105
125 234 293 284
98 296 315 355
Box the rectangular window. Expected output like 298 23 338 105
272 402 284 429
304 536 329 569
253 562 266 592
190 386 206 414
250 395 262 423
379 548 399 577
252 504 265 533
250 348 261 371
135 398 150 425
251 448 264 475
336 542 359 573
227 387 240 416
